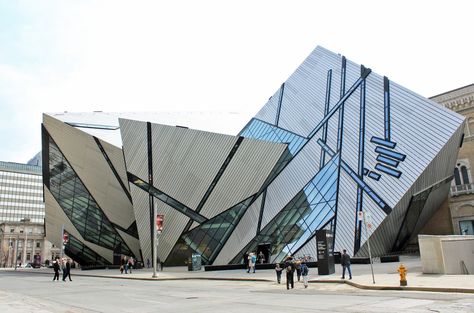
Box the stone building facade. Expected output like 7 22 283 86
431 84 474 235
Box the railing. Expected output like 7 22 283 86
451 183 474 196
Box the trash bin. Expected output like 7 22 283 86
187 253 202 271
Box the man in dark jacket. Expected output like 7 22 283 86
284 256 294 290
341 249 352 279
52 257 60 281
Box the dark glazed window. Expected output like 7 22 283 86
454 167 461 185
240 118 307 155
461 166 470 184
230 155 340 264
48 137 133 258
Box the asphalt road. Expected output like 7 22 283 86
1 271 474 313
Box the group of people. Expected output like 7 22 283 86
275 256 310 289
119 256 135 274
243 251 267 273
52 256 72 282
273 249 352 289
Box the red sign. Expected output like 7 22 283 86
156 215 164 233
63 230 69 245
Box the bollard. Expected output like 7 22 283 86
397 263 407 286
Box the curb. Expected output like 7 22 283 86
311 279 474 294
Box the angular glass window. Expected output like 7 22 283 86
47 137 133 258
231 155 340 264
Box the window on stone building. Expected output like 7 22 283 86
36 242 40 248
454 160 472 186
461 166 470 184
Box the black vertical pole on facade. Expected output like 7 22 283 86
320 70 332 169
332 56 347 250
147 122 154 260
383 76 391 142
354 65 368 254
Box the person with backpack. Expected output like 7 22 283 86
284 256 294 290
275 263 283 284
301 260 309 288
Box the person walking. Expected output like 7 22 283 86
52 258 60 281
301 260 309 288
341 249 352 280
63 259 72 281
258 251 265 264
247 252 256 273
120 257 125 274
61 258 68 281
275 263 283 284
243 253 249 272
295 259 302 282
128 257 134 274
146 258 150 268
124 256 129 274
284 256 294 290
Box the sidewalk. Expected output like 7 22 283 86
9 255 474 294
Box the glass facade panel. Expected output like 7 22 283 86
230 155 339 264
240 118 307 155
168 196 253 265
64 233 111 266
48 138 133 262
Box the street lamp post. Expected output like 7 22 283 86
152 201 158 278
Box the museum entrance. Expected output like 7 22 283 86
257 243 271 264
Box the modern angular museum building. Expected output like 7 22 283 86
42 46 465 266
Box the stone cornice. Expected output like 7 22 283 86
431 84 474 113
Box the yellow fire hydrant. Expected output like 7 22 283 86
398 263 407 286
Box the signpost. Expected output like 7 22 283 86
362 212 375 284
152 201 163 278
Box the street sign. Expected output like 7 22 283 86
156 215 164 234
63 230 69 245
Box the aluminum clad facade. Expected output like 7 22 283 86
43 44 464 267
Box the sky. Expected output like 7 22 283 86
0 0 473 164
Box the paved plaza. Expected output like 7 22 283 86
1 256 474 312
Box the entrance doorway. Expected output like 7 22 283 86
257 243 271 264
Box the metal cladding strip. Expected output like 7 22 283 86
354 65 368 253
275 83 285 127
194 137 245 214
375 163 402 178
128 172 208 224
320 69 332 169
93 136 133 203
333 55 347 250
336 56 347 151
308 68 371 139
384 76 391 141
317 139 391 215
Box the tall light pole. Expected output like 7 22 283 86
152 201 158 278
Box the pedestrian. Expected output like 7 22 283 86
120 257 125 274
258 251 265 264
301 260 309 288
64 259 72 281
284 256 294 290
295 259 302 282
124 256 129 274
52 258 60 281
128 257 134 274
243 253 249 272
61 258 68 281
275 263 283 284
341 249 352 280
147 258 150 268
248 252 256 273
